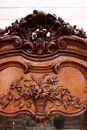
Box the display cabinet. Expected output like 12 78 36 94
0 10 87 129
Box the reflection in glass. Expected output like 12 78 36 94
0 111 87 129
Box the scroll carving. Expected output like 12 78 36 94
0 10 87 58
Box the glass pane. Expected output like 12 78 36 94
0 111 87 130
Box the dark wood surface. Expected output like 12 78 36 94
0 10 87 124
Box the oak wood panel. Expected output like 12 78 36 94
0 10 87 124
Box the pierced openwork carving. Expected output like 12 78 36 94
0 10 87 56
2 10 86 38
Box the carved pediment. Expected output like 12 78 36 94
0 10 86 38
0 10 87 59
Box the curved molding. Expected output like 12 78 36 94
0 35 23 49
57 35 87 48
0 61 29 74
0 109 35 119
1 60 87 76
47 104 87 118
54 61 87 79
0 61 55 74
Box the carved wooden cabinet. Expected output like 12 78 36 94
0 10 87 126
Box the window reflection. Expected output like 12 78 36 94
0 111 87 129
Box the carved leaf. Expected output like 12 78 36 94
63 101 68 109
38 77 43 87
14 100 21 106
2 101 10 109
18 104 24 109
56 102 61 106
31 75 37 84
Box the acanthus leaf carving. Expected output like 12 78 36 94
2 10 86 39
0 10 87 56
